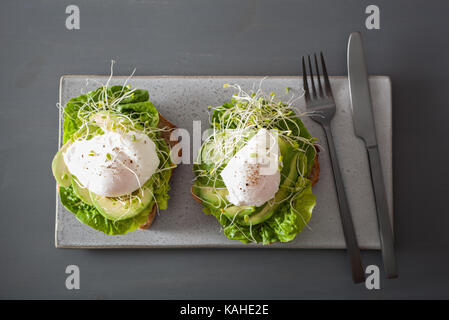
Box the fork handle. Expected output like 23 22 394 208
366 145 398 279
323 124 365 283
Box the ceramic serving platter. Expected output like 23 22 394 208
55 76 392 249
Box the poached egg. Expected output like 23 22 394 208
63 130 159 197
220 128 281 207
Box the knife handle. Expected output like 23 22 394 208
323 125 365 283
366 145 398 279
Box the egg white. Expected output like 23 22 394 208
63 130 159 197
220 128 281 207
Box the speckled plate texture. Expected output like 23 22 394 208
56 76 392 249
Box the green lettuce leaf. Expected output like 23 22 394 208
204 181 316 245
63 86 149 144
60 185 153 235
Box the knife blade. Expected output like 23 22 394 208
347 32 398 279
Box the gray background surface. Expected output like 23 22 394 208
0 0 448 299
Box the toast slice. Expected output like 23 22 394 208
139 113 178 229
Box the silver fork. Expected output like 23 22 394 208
302 53 365 283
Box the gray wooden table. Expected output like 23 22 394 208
1 0 448 299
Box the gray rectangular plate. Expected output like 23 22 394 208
56 75 392 249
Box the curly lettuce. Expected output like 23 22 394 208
193 85 318 244
204 181 315 244
58 85 173 235
60 185 154 235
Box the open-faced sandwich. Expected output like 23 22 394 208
192 83 320 244
52 83 176 235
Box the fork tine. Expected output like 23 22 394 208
314 53 324 97
307 55 317 99
320 52 332 97
301 56 310 102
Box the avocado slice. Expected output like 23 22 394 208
51 142 72 187
221 205 256 219
71 178 94 205
192 183 229 207
192 183 256 219
92 187 154 221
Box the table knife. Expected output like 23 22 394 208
347 32 398 279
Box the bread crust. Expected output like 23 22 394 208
139 205 157 229
309 146 320 186
139 113 177 230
